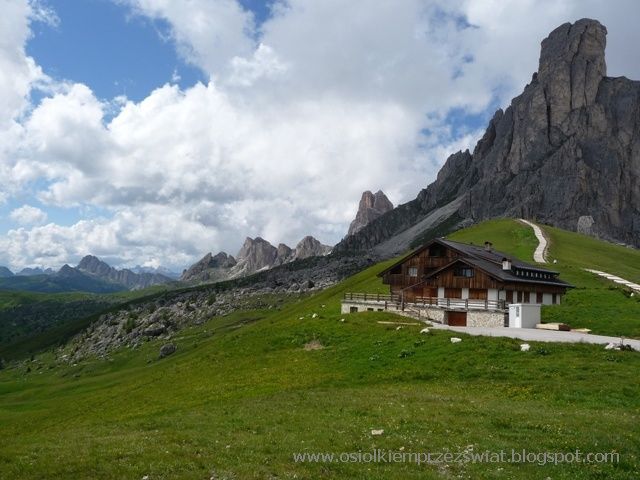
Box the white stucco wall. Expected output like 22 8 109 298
487 288 498 301
508 303 541 328
461 288 469 299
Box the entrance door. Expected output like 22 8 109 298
448 311 467 326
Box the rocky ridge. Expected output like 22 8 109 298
77 255 173 290
181 235 332 284
61 252 373 361
336 19 640 254
347 190 394 236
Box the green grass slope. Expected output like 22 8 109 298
0 232 639 479
448 219 640 338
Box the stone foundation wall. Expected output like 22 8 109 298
341 300 506 327
467 310 506 327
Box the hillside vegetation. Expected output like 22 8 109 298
0 220 639 479
0 287 170 361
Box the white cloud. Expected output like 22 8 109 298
1 0 640 270
118 0 257 78
9 204 48 225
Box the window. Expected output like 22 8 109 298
408 267 418 277
429 244 446 257
454 266 474 277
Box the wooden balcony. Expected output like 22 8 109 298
343 293 506 312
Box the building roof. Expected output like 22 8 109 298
379 237 573 288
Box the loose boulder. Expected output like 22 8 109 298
159 343 177 359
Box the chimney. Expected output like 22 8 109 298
484 241 493 252
502 258 512 271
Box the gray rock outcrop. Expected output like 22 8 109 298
180 252 236 282
336 19 640 253
347 190 394 236
159 343 176 359
293 236 332 260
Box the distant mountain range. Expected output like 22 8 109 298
181 235 332 283
0 256 175 294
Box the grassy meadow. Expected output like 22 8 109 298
0 220 639 479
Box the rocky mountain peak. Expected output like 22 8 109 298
335 19 640 253
537 18 607 128
347 190 394 236
235 237 279 273
78 255 112 276
294 236 332 260
0 266 14 278
180 251 236 282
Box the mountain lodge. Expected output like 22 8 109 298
342 238 572 327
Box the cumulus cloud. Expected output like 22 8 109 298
1 0 640 270
9 204 48 225
118 0 257 78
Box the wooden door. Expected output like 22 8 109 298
447 311 467 326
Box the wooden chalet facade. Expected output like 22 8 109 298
378 238 571 310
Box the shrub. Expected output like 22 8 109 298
123 317 136 334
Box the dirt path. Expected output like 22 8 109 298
584 269 640 293
519 219 548 263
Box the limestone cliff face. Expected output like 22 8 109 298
293 236 332 260
336 19 640 253
180 252 236 282
347 190 394 236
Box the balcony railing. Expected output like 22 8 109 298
343 292 400 302
343 293 506 311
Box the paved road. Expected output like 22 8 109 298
519 219 548 263
585 268 640 294
429 323 640 350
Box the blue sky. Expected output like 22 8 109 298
28 0 204 102
1 0 638 271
